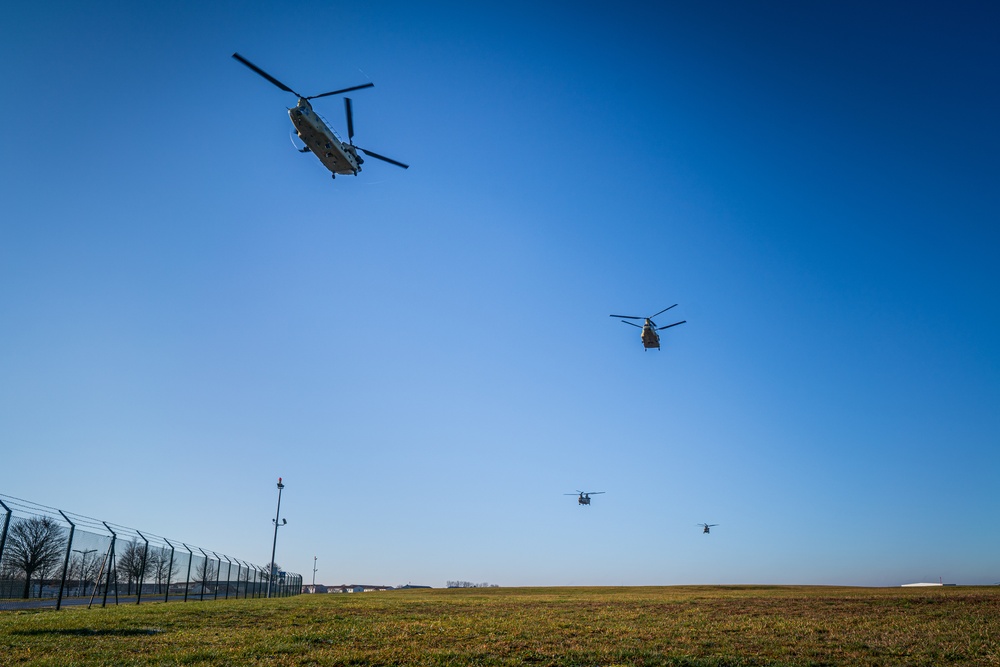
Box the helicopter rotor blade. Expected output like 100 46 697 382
289 132 309 153
610 314 642 319
344 98 355 142
620 320 643 328
649 304 678 319
232 53 302 97
357 147 409 169
656 320 686 330
306 82 374 100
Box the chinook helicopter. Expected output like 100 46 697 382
232 53 408 179
565 491 605 506
697 523 719 534
611 305 686 350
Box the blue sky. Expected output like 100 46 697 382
2 0 998 587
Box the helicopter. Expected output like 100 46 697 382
565 491 605 506
697 523 719 534
232 53 408 179
610 304 686 350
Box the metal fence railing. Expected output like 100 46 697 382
0 493 302 611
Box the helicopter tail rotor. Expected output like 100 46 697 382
343 97 409 169
345 97 355 142
357 147 409 169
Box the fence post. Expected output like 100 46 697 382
212 552 222 601
101 522 117 608
163 538 175 603
135 531 149 605
222 555 232 599
182 544 193 602
197 548 210 601
0 499 11 571
56 511 75 611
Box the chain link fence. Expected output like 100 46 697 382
0 493 302 611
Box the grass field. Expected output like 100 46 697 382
2 586 999 666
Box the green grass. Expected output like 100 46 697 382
2 586 999 665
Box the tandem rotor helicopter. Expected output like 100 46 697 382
565 491 605 506
232 53 408 179
611 305 686 350
697 523 719 534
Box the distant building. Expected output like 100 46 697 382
327 584 395 593
302 584 328 594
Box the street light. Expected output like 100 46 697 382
267 477 286 598
312 556 318 587
72 548 96 596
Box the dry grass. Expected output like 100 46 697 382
2 585 999 665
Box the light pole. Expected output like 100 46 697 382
312 556 317 587
267 477 286 598
73 548 96 596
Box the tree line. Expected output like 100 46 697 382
446 581 500 588
1 516 223 599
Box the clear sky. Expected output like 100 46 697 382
2 0 998 588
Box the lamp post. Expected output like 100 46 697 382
73 548 96 596
267 477 286 598
312 556 317 587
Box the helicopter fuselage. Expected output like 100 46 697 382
289 99 361 176
641 320 660 350
578 495 591 505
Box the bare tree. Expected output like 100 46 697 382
195 558 217 594
117 539 149 595
447 580 500 589
262 561 282 581
147 548 177 594
5 516 65 598
34 551 62 598
66 551 102 596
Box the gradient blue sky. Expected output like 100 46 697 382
2 1 998 587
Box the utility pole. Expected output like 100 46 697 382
267 477 286 599
312 556 317 587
